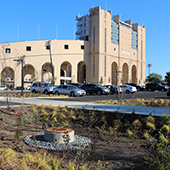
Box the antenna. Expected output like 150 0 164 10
38 24 40 40
73 24 75 40
56 24 58 39
17 26 19 42
106 0 107 11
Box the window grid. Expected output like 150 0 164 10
93 56 95 76
104 56 106 77
93 27 95 51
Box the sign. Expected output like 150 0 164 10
122 51 130 55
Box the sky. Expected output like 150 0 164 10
0 0 170 79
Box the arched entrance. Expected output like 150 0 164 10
111 62 118 85
42 62 54 83
77 61 87 83
1 67 14 89
122 63 129 84
132 65 137 83
23 64 35 86
60 61 72 84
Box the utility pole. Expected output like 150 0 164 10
14 55 25 96
147 64 152 82
45 40 54 85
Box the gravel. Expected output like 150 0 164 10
24 134 91 150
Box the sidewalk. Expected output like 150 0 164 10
0 97 170 117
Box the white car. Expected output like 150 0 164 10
0 85 7 91
26 86 31 90
119 85 137 93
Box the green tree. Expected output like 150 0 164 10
146 73 163 83
165 71 170 86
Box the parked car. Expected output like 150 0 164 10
104 85 123 94
145 83 167 92
167 89 170 97
53 85 86 97
26 86 31 90
0 85 7 91
118 85 137 93
126 83 145 91
15 86 25 90
67 83 84 88
31 82 56 94
81 84 110 95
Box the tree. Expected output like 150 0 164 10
145 73 162 83
165 71 170 86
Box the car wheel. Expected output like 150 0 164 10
32 90 36 94
126 90 130 94
96 90 102 95
70 91 75 97
44 90 48 95
55 91 59 95
110 91 114 95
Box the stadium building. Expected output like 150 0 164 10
0 6 145 88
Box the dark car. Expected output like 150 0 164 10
15 86 25 90
67 83 84 88
126 83 145 91
81 84 110 95
167 89 170 97
104 85 123 94
145 83 166 92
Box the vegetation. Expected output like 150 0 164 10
164 71 170 86
0 103 170 169
146 73 163 83
1 93 68 98
96 98 170 108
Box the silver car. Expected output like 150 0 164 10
53 85 86 97
31 82 56 94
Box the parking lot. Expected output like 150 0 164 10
0 90 168 103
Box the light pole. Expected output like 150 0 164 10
14 55 25 96
147 64 152 82
45 40 54 85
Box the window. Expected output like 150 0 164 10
141 40 143 60
84 23 86 27
114 48 116 51
26 46 31 51
64 45 69 49
84 29 86 34
84 17 86 22
93 56 95 76
93 27 95 51
81 45 84 50
104 56 106 77
105 28 107 52
6 48 11 53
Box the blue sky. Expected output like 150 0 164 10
0 0 170 79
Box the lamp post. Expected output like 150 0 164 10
13 55 25 96
45 40 54 85
147 64 152 82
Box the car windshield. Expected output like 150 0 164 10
69 86 78 89
158 83 163 86
96 84 104 88
44 83 52 87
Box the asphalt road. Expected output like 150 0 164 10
38 91 168 102
0 91 169 107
